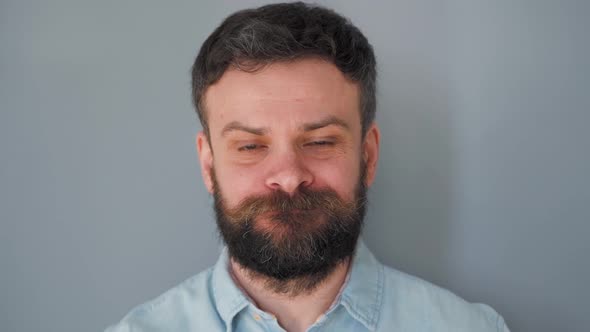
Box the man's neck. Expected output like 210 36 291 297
229 258 351 332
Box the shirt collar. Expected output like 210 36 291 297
210 240 384 330
339 240 385 331
211 247 249 325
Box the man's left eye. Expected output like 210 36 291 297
306 141 334 146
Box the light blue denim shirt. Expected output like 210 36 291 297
106 241 509 331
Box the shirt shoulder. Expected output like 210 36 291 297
378 266 509 332
104 267 225 332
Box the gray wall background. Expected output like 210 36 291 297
1 0 588 331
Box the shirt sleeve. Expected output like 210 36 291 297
104 322 131 332
497 314 510 332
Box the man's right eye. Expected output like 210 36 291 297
238 144 263 151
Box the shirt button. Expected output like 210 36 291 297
253 314 261 321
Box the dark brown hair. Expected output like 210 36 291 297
191 1 376 137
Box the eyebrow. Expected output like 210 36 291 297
221 121 269 137
220 116 350 137
301 116 350 132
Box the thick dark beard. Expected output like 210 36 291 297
212 163 368 297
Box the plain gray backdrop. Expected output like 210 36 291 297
1 0 589 331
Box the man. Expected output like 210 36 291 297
107 2 508 331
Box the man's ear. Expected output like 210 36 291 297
196 131 214 193
363 122 380 187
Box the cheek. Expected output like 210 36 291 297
213 152 362 204
307 158 360 201
213 162 265 206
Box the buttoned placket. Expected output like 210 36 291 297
247 305 285 331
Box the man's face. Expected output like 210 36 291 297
197 58 379 289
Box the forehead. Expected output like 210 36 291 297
203 58 361 134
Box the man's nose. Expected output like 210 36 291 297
264 148 313 195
